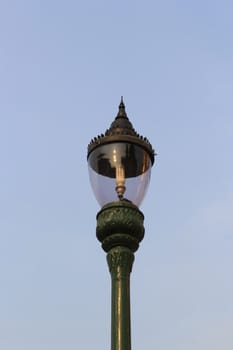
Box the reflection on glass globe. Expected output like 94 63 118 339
88 142 152 207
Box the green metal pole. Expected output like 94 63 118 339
96 200 145 350
107 247 134 350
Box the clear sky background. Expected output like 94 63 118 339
1 1 233 349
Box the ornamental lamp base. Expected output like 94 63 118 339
96 199 145 253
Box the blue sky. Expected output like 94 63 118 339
1 1 233 349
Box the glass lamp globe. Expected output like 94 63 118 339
87 98 155 207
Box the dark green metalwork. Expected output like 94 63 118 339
96 200 145 350
107 247 134 350
96 200 144 252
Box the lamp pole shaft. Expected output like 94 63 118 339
107 247 134 350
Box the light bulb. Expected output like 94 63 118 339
115 165 126 199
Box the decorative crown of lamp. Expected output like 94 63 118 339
87 98 156 207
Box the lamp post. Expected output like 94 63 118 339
87 98 155 350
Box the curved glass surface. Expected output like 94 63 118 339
88 142 151 207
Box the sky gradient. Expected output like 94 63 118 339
1 1 233 349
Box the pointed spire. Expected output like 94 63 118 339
116 96 128 119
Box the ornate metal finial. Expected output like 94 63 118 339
87 99 156 165
116 96 127 119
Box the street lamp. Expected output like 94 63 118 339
87 98 155 350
